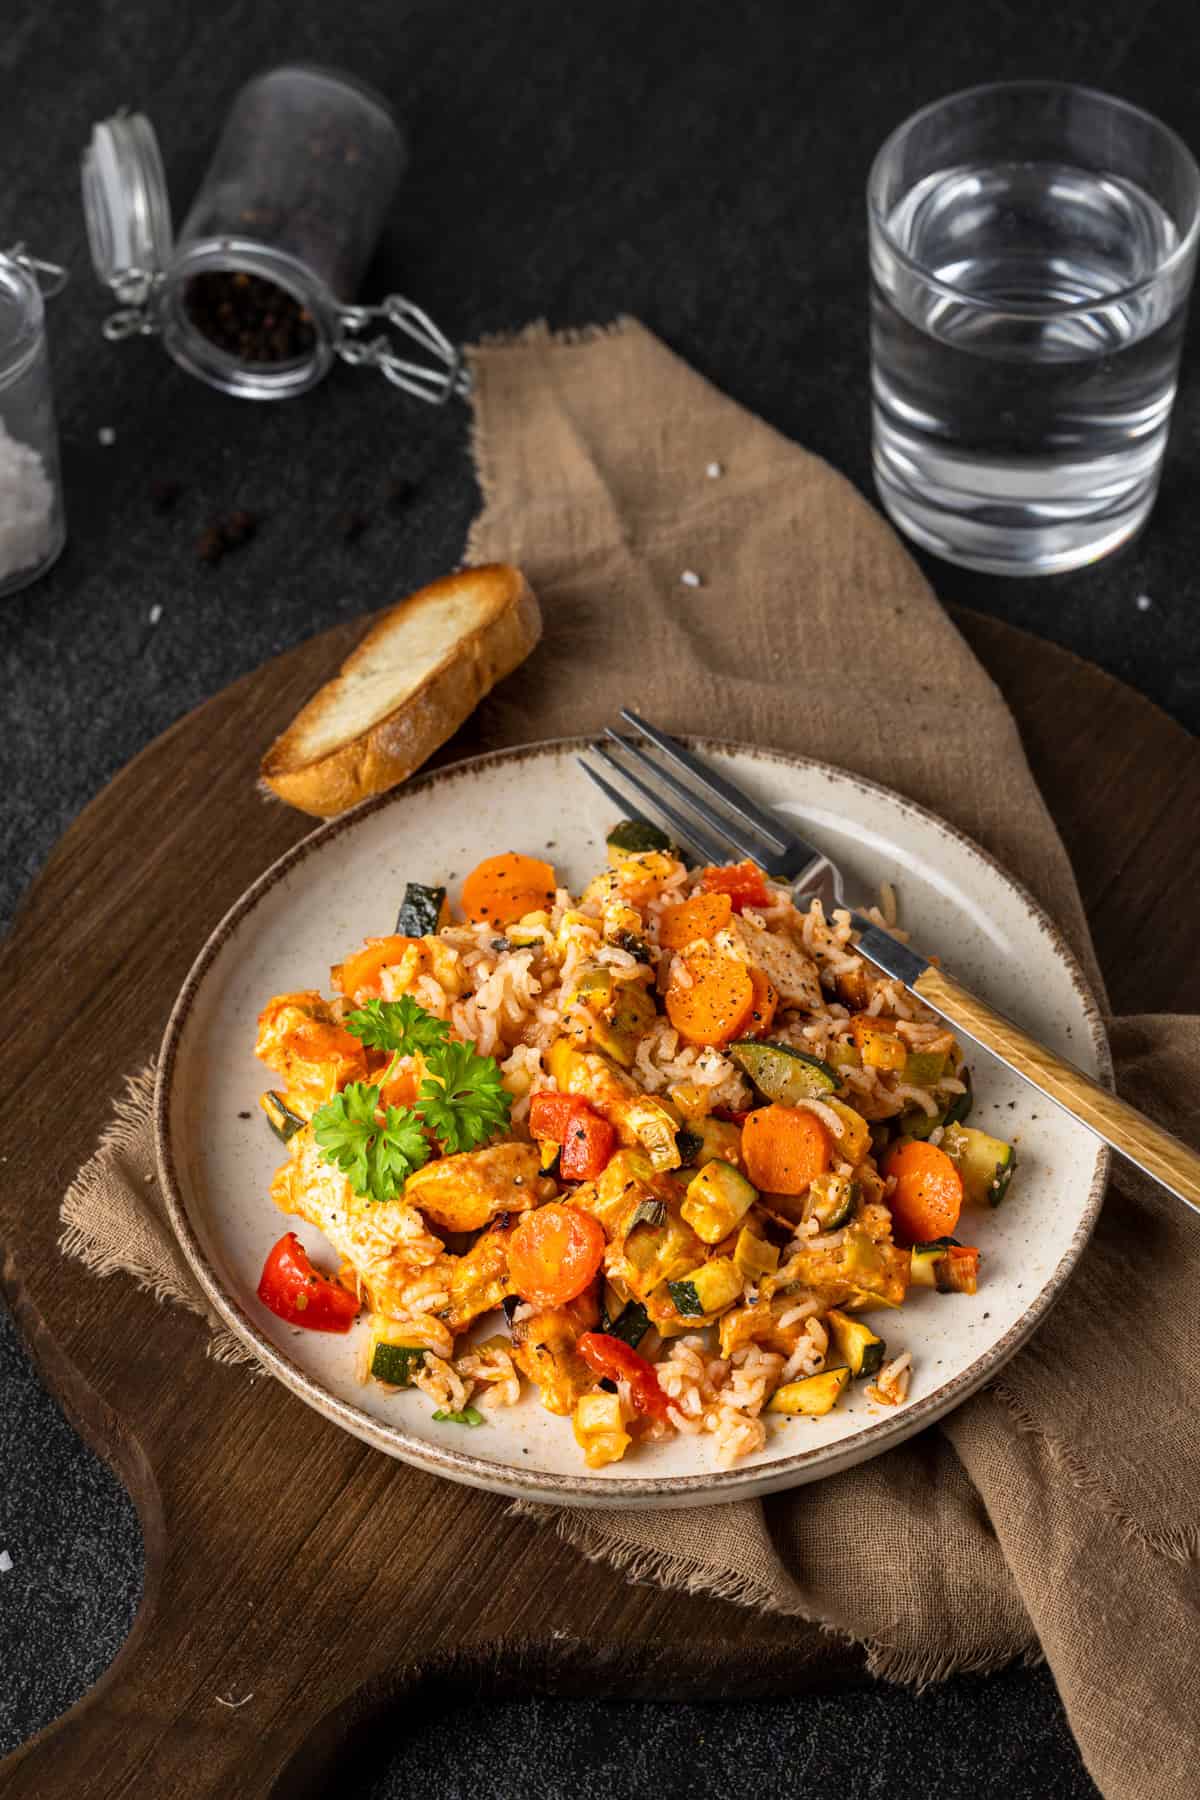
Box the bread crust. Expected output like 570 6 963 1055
260 565 541 817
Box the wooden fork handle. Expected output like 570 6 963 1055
913 965 1200 1215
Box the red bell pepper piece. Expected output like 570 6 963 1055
700 859 771 913
256 1232 360 1332
559 1106 616 1180
714 1105 757 1126
577 1332 672 1421
529 1090 587 1142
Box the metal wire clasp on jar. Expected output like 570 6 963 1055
82 65 468 406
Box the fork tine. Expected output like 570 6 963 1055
576 760 663 836
619 709 792 854
604 729 777 869
584 746 732 866
578 757 710 865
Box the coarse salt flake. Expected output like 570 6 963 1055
706 461 723 479
1135 593 1152 612
148 603 163 626
98 426 116 446
0 1550 12 1574
680 569 702 589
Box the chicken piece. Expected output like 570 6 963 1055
715 918 824 1014
510 1289 601 1416
442 1216 520 1332
270 1126 446 1316
718 1294 824 1359
255 991 368 1113
403 1142 541 1233
779 1227 909 1310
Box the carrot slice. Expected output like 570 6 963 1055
742 1103 831 1195
507 1203 606 1307
461 853 558 925
657 890 733 950
745 967 778 1038
334 935 423 999
881 1140 964 1245
665 946 756 1047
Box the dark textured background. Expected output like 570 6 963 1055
3 0 1197 1792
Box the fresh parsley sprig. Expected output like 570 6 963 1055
313 1085 431 1201
344 994 451 1059
312 997 512 1202
417 1038 513 1155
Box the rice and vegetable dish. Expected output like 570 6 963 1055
253 823 1017 1469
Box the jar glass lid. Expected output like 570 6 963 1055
82 111 173 304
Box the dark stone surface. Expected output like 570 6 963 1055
4 0 1196 1789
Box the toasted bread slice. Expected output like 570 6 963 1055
260 564 541 817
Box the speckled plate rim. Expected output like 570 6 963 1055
155 736 1111 1507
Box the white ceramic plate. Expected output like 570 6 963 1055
156 740 1109 1509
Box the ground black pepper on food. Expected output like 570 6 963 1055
184 271 317 364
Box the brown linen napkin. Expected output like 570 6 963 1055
61 319 1199 1800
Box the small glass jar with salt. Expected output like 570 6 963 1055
0 253 65 598
83 65 467 407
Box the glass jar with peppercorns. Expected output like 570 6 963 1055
83 65 467 405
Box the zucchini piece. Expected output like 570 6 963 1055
943 1074 974 1128
589 979 658 1067
730 1041 838 1105
910 1237 955 1288
826 1308 885 1378
902 1048 948 1086
628 1198 668 1231
395 881 447 937
905 1067 974 1140
733 1225 780 1282
604 1300 651 1348
675 1126 704 1167
260 1089 307 1142
681 1159 758 1244
941 1123 1016 1207
911 1238 981 1294
369 1341 427 1387
828 1099 871 1167
901 1106 946 1142
767 1366 851 1415
668 1256 743 1318
508 910 552 948
807 1171 858 1231
823 1039 861 1072
606 818 672 859
688 1115 744 1170
572 966 615 1009
613 927 654 964
573 1391 631 1468
850 1018 907 1071
624 1097 683 1172
622 1211 707 1300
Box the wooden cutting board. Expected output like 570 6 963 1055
2 609 1197 1800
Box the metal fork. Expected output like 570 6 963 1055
580 710 1200 1217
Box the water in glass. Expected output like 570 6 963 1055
871 160 1189 574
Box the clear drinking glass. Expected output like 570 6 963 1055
868 82 1200 575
